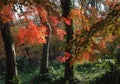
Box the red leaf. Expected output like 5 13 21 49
56 52 71 62
0 3 13 23
16 20 47 45
55 28 66 40
49 16 59 25
64 52 71 58
81 52 91 61
56 56 66 62
63 17 71 25
36 6 48 22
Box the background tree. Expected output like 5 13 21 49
0 2 18 84
40 22 52 74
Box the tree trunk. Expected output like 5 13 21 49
40 22 51 74
64 23 74 84
60 0 74 83
0 22 18 84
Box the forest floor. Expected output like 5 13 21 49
0 58 120 84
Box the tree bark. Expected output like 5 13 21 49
60 0 74 83
40 22 51 74
0 21 18 84
64 23 74 84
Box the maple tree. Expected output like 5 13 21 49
57 0 120 64
11 0 68 76
55 1 120 83
0 0 120 83
14 2 68 45
71 1 120 64
12 0 70 76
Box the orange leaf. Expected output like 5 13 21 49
36 6 48 23
55 28 66 40
99 39 106 48
81 52 91 61
0 4 13 23
16 20 47 45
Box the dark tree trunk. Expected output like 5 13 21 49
0 21 18 84
64 23 74 84
40 22 51 74
60 0 74 83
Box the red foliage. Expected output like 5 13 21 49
56 52 71 62
55 28 66 40
62 17 71 25
56 56 66 62
48 16 66 40
0 4 13 23
64 52 71 58
81 52 91 61
49 16 59 25
16 21 47 45
36 6 48 23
